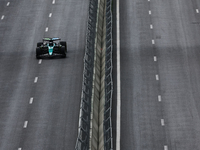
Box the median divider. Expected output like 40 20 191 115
75 0 113 149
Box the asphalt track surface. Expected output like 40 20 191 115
120 0 200 149
0 0 88 149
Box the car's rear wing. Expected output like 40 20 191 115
43 37 61 41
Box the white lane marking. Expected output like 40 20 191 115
45 27 48 32
161 119 165 126
149 10 151 15
38 59 42 64
158 95 162 102
18 148 22 150
7 2 10 6
152 39 155 44
23 121 28 128
196 9 199 13
52 0 55 4
1 15 4 20
156 74 159 80
34 77 38 83
148 0 150 1
49 13 52 17
29 97 34 104
154 56 157 61
150 24 153 29
164 145 168 150
116 0 121 149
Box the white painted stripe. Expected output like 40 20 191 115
161 119 165 126
45 27 48 32
156 74 159 80
29 97 33 104
149 10 151 15
164 145 168 150
116 0 121 149
152 39 155 44
7 2 10 6
196 9 199 13
49 13 52 17
158 95 162 102
1 15 4 20
34 77 38 83
52 0 55 4
150 24 153 29
154 56 157 61
38 59 42 64
18 148 22 150
23 121 28 128
148 0 150 1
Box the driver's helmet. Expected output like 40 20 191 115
49 41 53 46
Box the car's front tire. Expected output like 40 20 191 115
60 41 67 53
37 42 43 47
36 47 41 59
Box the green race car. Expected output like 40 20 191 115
36 37 67 59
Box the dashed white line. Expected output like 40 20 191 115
45 27 48 32
7 2 10 6
149 10 152 15
29 97 34 104
148 0 150 1
196 9 199 13
23 121 28 128
52 0 55 4
154 56 157 61
158 95 162 102
152 39 155 44
18 148 22 150
1 15 4 20
164 145 168 150
156 74 159 80
38 59 42 64
49 13 52 17
150 24 153 29
161 119 165 126
34 77 38 83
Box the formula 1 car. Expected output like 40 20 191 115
36 37 67 59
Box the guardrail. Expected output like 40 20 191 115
75 0 113 149
75 1 98 150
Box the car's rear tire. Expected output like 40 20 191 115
36 47 41 59
37 42 43 47
60 41 67 53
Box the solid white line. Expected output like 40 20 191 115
38 59 42 64
152 39 155 44
161 119 165 126
164 145 168 150
7 2 10 6
45 27 48 32
34 77 38 83
49 13 52 17
52 0 55 4
29 97 33 104
149 10 151 15
154 56 157 61
158 95 162 102
1 15 4 20
116 0 121 149
150 24 153 29
156 74 159 80
196 9 199 13
23 121 28 128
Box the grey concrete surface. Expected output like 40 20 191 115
119 0 200 149
0 0 88 149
